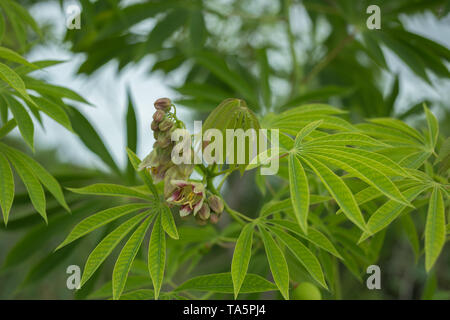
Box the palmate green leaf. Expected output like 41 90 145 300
68 183 152 201
425 187 446 271
273 115 356 133
304 132 388 148
0 63 34 103
294 120 323 147
308 151 410 206
0 119 17 138
0 152 14 225
0 46 36 68
369 118 424 143
259 195 332 217
258 225 289 300
360 185 429 242
277 104 347 116
30 95 72 131
126 148 158 197
160 205 178 239
269 226 327 289
195 52 257 106
288 153 309 233
113 214 155 300
313 146 410 178
68 106 121 175
231 223 254 299
424 105 438 150
1 143 70 212
300 155 367 232
175 272 277 294
56 203 151 250
266 219 342 260
3 95 34 150
278 89 352 111
148 214 166 300
5 148 46 222
80 211 150 287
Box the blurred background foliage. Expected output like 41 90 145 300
0 0 449 299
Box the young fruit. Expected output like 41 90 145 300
292 282 322 300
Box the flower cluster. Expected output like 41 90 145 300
166 180 224 224
139 98 224 224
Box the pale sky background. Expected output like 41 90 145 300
18 1 450 172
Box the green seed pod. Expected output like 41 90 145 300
154 98 172 112
208 195 224 214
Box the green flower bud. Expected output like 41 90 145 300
208 195 224 214
154 98 172 112
159 118 173 131
153 110 165 122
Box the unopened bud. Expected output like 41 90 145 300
210 213 219 224
159 119 173 131
158 135 171 148
153 110 165 122
154 98 172 112
208 195 224 214
151 120 159 131
197 203 210 220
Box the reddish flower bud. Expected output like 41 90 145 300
197 203 211 220
210 213 220 224
151 120 159 131
154 98 172 112
208 195 224 214
153 110 165 122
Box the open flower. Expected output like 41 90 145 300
166 180 205 217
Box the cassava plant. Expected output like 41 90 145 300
1 0 450 301
56 97 449 300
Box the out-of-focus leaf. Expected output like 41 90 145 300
125 88 137 184
68 106 121 175
68 183 152 201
